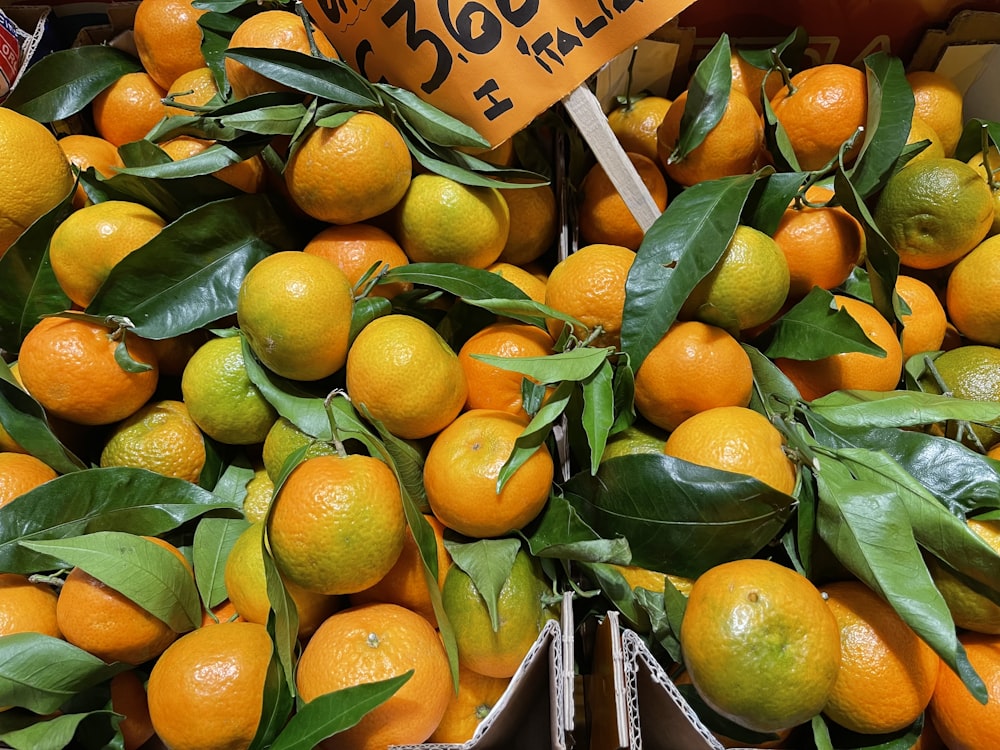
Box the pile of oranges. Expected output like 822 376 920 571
1 3 1000 749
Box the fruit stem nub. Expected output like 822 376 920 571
980 123 998 191
770 48 796 97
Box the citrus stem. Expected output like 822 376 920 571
623 46 639 106
28 572 65 589
980 123 998 191
770 48 796 97
920 355 988 452
294 0 329 60
323 389 350 458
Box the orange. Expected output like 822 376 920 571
609 564 694 598
295 602 452 750
267 453 406 595
772 185 864 300
679 225 790 333
769 63 868 171
237 250 354 382
146 329 205 378
18 316 159 427
729 51 783 115
424 409 554 539
200 598 242 627
91 72 169 147
242 468 274 523
486 261 547 304
394 173 510 268
345 314 468 440
928 631 1000 750
49 200 167 308
110 670 155 750
663 405 797 494
303 222 412 299
164 66 219 115
0 572 61 638
874 157 993 270
906 115 947 164
100 400 206 483
160 135 266 193
0 364 27 454
657 87 763 186
774 295 903 401
634 320 753 432
285 112 412 225
920 345 1000 450
927 518 1000 634
946 234 1000 346
261 416 336 483
57 134 123 209
179 334 277 445
607 94 672 163
428 664 510 743
350 513 451 626
896 274 947 360
0 453 58 507
544 243 635 349
442 548 555 678
600 420 669 462
680 559 841 733
147 621 272 750
907 70 964 158
457 321 555 417
0 109 75 258
966 146 1000 235
132 0 207 89
821 580 939 734
224 9 338 100
496 180 558 266
56 536 193 665
578 152 668 251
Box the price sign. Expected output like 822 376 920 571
302 0 697 147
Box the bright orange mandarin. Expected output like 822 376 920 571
91 72 169 147
896 274 947 360
496 180 558 266
906 115 946 163
296 602 452 750
160 136 266 194
634 320 753 432
200 598 242 627
428 664 510 744
774 295 903 401
486 261 547 304
57 134 123 209
928 632 1000 750
578 152 668 251
17 316 159 426
110 670 155 750
164 66 219 115
946 234 1000 347
0 453 58 507
424 409 554 539
0 572 61 638
100 400 206 484
907 70 964 158
769 63 868 171
133 0 207 89
303 222 412 298
608 94 672 163
457 322 555 417
729 51 783 115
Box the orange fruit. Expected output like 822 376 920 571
774 295 903 401
424 409 554 539
729 51 783 115
578 151 668 251
110 670 155 750
821 580 939 734
242 468 274 523
907 70 964 158
132 0 207 89
395 173 510 269
200 598 242 627
609 564 694 598
57 134 123 209
0 572 62 638
345 314 467 440
607 94 672 163
946 234 1000 346
927 518 1000 634
457 321 555 417
920 345 1000 450
428 664 510 743
0 364 27 454
56 536 193 664
267 453 406 595
680 559 841 733
160 135 266 194
663 405 797 494
0 453 58 507
285 112 412 225
49 199 167 308
261 416 337 483
224 9 337 99
442 548 555 678
874 157 993 270
544 243 635 349
600 420 669 462
146 329 205 378
772 185 864 300
906 114 947 164
634 320 753 432
966 146 1000 236
91 72 169 147
0 109 75 258
657 87 763 186
147 621 272 750
237 251 354 382
496 180 558 266
164 66 219 115
296 602 452 750
896 274 947 360
679 225 790 333
100 399 206 483
18 316 159 427
486 261 547 304
303 222 412 299
769 63 868 171
928 631 1000 750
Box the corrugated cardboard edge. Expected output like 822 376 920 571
2 3 50 92
908 9 1000 71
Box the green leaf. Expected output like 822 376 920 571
3 46 141 121
211 461 256 508
497 381 573 492
86 194 294 338
743 343 801 414
20 532 201 632
268 673 411 750
472 346 612 384
522 494 630 564
0 634 127 714
193 517 251 611
220 104 311 135
445 538 521 631
355 403 429 512
667 34 731 164
241 340 330 439
349 296 392 345
565 453 795 579
117 142 260 180
955 118 1000 162
383 262 529 303
744 171 809 236
0 710 117 750
0 377 85 474
376 84 488 148
0 468 240 574
225 49 379 107
811 389 1000 428
582 360 615 475
262 538 298 690
249 645 294 750
622 173 760 372
764 287 888 361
